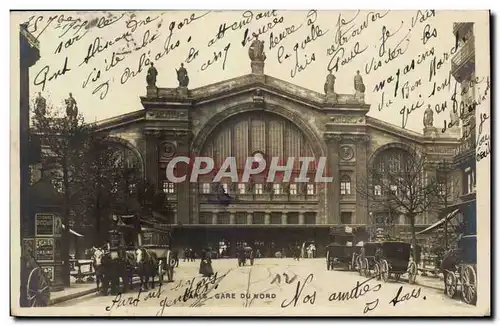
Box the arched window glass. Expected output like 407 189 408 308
340 175 351 195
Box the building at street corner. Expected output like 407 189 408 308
93 40 462 254
448 22 477 234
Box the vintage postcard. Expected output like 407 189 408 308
10 10 490 316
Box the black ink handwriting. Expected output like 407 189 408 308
421 24 438 44
126 14 160 33
326 10 389 57
389 286 422 306
271 272 298 285
105 287 142 312
411 10 436 28
156 271 228 315
241 13 284 47
33 57 71 91
201 43 231 71
476 113 491 162
281 273 316 308
54 30 88 55
269 24 302 50
400 97 424 128
80 32 132 66
327 41 367 73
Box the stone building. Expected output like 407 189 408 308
93 54 460 253
449 22 477 235
451 22 476 201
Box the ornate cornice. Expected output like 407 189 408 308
328 116 366 124
146 109 188 120
324 133 370 143
143 129 191 140
324 134 342 142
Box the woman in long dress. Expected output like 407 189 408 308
199 248 214 277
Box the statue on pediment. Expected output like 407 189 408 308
423 104 434 127
324 71 336 95
65 93 78 119
248 33 266 62
176 63 189 87
146 62 158 87
354 70 366 93
34 92 46 117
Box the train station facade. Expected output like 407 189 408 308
96 62 459 252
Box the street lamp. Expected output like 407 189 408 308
369 212 373 242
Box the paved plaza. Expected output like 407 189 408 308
55 258 476 315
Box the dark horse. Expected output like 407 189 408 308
135 248 159 290
91 247 134 295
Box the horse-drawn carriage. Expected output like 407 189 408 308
141 226 176 283
444 235 477 305
359 242 382 277
376 241 418 283
325 244 355 271
237 246 254 266
92 215 175 295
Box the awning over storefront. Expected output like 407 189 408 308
62 224 84 237
417 209 460 235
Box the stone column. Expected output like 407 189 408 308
355 136 370 224
144 131 159 190
175 132 191 225
229 212 236 225
281 213 287 225
247 212 253 225
264 212 271 225
299 212 305 225
325 135 341 224
212 212 218 225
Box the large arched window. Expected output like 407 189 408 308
340 175 351 195
107 142 143 195
372 148 413 196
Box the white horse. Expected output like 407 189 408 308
91 247 106 293
307 245 313 259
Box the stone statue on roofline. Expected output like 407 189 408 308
423 104 434 128
146 62 158 87
248 33 266 62
176 63 189 87
324 71 336 95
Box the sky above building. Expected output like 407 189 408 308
13 10 490 134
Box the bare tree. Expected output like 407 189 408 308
356 145 439 262
32 104 94 286
431 159 462 250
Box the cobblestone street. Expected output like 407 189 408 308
55 258 477 316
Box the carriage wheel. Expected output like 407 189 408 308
380 260 389 283
408 261 417 284
461 265 477 305
350 254 356 271
27 267 50 307
445 272 457 298
374 264 381 281
363 258 370 277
